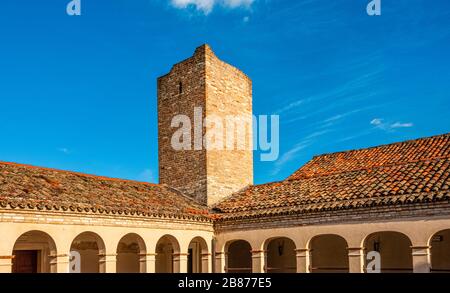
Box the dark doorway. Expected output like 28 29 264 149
227 240 252 273
12 250 38 273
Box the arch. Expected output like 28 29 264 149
70 231 106 273
187 236 209 273
225 240 252 273
155 235 181 273
309 234 349 273
429 229 450 273
116 233 146 273
364 231 412 273
12 230 57 273
264 237 296 273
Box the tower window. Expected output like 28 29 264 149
178 82 183 94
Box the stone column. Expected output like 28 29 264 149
100 253 117 273
215 252 227 273
0 255 13 273
141 253 156 273
251 250 267 273
295 249 310 273
347 247 365 273
411 246 431 273
201 253 211 273
173 253 189 273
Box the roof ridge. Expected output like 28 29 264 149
0 161 159 186
164 185 208 207
286 155 450 181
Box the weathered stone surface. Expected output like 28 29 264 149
158 44 253 206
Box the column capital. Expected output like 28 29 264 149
173 253 190 257
410 246 431 256
49 254 69 258
347 247 365 251
347 247 365 257
295 249 310 257
251 250 267 261
411 245 431 249
98 253 118 257
251 250 267 254
139 253 157 257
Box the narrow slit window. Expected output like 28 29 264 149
178 82 183 94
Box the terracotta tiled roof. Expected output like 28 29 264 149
2 133 450 222
214 133 450 219
0 162 210 221
288 133 450 180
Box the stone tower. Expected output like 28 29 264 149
158 44 253 206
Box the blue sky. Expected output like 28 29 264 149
0 0 449 184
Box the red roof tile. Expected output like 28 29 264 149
1 133 449 222
214 133 450 219
0 161 210 221
289 133 450 180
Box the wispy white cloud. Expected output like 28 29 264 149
137 169 155 183
58 148 71 155
274 99 305 115
335 129 374 143
277 68 384 122
273 141 311 173
170 0 254 14
370 118 414 131
273 129 330 174
370 118 383 126
322 107 373 124
390 122 414 128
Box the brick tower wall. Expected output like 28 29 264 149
204 47 253 206
157 45 253 206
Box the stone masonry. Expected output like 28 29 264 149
157 44 253 206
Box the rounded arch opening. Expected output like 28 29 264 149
155 235 180 273
364 231 412 273
188 236 209 273
309 234 349 273
429 229 450 273
12 230 57 273
116 233 146 273
226 240 252 273
265 237 296 273
70 231 106 273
